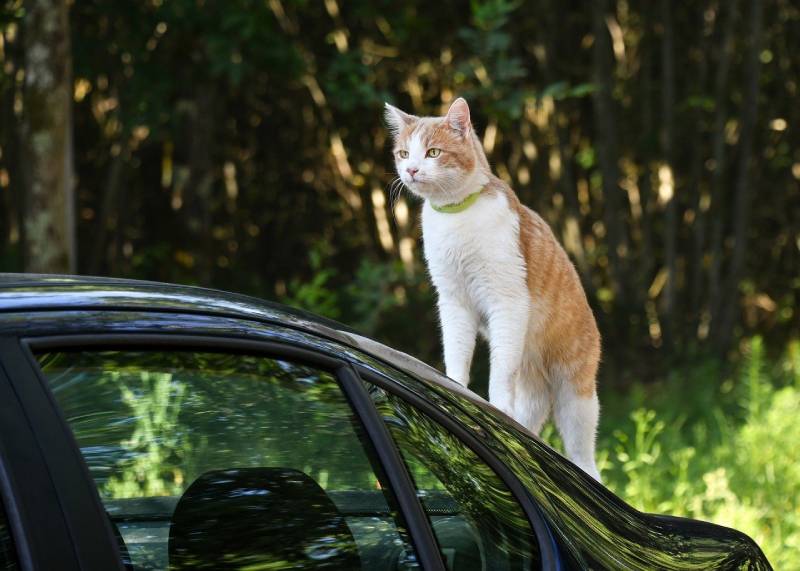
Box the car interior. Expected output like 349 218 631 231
106 467 497 571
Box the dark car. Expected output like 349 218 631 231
0 274 770 570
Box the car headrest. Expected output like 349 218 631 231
168 467 360 570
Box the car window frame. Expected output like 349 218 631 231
0 336 104 571
17 333 447 571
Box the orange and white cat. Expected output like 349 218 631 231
386 97 602 481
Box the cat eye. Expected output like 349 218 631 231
426 148 442 158
397 150 409 159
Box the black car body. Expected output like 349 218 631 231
0 275 771 570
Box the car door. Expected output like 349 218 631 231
3 314 561 570
0 336 99 571
20 338 432 570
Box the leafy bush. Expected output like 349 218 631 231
590 338 800 568
281 244 342 320
281 249 441 366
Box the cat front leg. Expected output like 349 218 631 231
486 299 530 418
438 297 479 387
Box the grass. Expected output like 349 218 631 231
547 337 800 568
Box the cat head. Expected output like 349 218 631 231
385 98 489 205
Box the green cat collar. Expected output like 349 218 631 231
430 189 483 213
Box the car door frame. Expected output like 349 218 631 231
13 332 449 571
4 319 562 570
0 336 85 571
0 335 126 571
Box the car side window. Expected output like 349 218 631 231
366 381 541 571
37 350 419 571
0 498 19 570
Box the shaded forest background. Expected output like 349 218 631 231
0 0 798 389
3 1 800 562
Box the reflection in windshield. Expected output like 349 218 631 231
368 382 538 571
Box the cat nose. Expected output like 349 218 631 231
406 167 419 177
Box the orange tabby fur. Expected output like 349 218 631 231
486 178 601 398
386 97 602 480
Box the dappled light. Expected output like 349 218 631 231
0 1 795 373
1 0 798 566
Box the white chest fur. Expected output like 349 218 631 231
420 186 602 482
421 192 528 318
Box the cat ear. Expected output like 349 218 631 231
384 103 418 136
445 97 471 135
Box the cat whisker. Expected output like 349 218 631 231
386 177 405 224
390 177 403 200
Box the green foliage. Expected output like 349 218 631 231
456 0 527 123
344 257 406 332
106 370 187 498
280 244 342 320
538 81 596 101
281 251 440 366
469 0 521 31
324 51 384 112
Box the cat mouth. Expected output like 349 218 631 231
402 174 427 186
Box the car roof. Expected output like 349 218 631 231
0 272 355 338
0 273 477 401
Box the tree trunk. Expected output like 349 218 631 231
636 2 656 304
659 0 678 352
89 142 128 275
708 1 738 339
541 2 586 279
591 0 630 308
714 0 763 354
20 0 75 273
1 24 25 267
591 0 640 376
185 88 216 285
688 3 713 337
